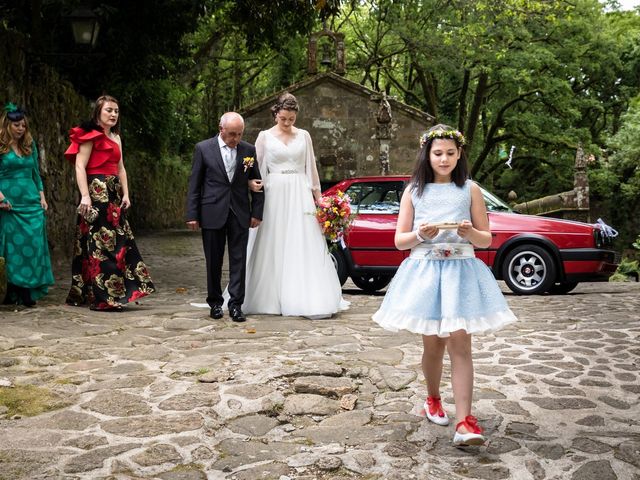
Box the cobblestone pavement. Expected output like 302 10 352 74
1 231 639 480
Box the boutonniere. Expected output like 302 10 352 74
243 156 255 172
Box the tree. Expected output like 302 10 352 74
338 0 639 202
4 1 344 155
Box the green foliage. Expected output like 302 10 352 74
336 0 612 198
231 0 342 51
606 99 640 201
589 96 640 248
124 153 191 230
609 258 640 282
610 231 640 282
5 0 640 239
334 0 640 240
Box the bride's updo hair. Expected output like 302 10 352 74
271 92 299 118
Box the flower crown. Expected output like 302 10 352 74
419 129 466 147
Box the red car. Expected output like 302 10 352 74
323 176 618 295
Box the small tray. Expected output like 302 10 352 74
432 222 459 229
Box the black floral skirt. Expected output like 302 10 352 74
66 175 155 310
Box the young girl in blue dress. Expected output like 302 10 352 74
373 124 517 446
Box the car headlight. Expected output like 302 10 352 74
593 229 604 248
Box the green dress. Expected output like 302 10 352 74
0 142 54 301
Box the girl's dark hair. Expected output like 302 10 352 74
270 92 299 118
410 123 469 196
85 94 120 134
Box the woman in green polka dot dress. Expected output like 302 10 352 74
0 103 54 306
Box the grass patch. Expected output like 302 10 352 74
168 463 205 474
169 367 211 379
0 385 69 417
53 377 76 385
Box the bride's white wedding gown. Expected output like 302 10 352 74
242 128 349 317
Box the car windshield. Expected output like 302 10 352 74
345 181 405 214
345 180 512 213
479 185 513 212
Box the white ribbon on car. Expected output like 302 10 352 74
595 218 618 239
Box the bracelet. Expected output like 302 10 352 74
415 229 425 243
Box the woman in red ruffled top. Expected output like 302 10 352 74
64 95 154 311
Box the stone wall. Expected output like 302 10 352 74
1 27 187 262
124 153 190 230
0 28 87 261
241 73 434 184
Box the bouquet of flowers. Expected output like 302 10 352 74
315 190 354 243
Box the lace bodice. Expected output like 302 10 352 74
411 180 472 244
255 128 321 192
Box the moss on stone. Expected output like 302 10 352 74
0 385 69 417
163 463 206 479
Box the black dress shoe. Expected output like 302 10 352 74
16 286 36 307
229 306 246 323
3 284 16 304
210 305 224 319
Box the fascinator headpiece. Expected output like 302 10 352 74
4 102 27 122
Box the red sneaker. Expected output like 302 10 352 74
453 415 485 446
423 396 449 426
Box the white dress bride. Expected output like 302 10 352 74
242 127 349 317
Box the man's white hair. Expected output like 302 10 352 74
220 112 244 128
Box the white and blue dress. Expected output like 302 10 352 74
372 180 517 337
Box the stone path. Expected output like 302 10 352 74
0 231 639 480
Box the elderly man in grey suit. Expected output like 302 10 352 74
185 112 264 322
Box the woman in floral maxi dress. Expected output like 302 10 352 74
64 95 154 311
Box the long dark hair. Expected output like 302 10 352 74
410 123 469 196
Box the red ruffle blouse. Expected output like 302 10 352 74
64 127 121 175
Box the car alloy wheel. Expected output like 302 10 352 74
502 244 556 295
